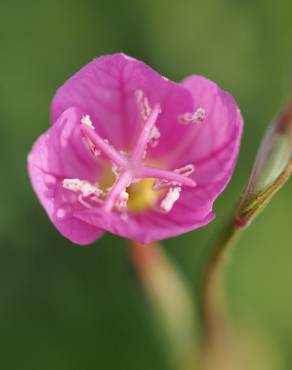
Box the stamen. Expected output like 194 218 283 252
78 194 97 208
160 187 181 212
174 164 195 177
115 189 129 212
135 90 151 121
152 165 194 190
149 124 161 147
62 178 104 211
81 115 95 129
178 108 205 124
63 178 102 196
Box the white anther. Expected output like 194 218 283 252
142 124 160 157
63 178 103 198
178 108 205 124
160 187 181 212
174 164 195 177
115 189 129 211
135 89 151 121
81 115 94 129
149 124 161 147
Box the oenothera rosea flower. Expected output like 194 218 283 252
28 53 243 245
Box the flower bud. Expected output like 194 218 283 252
235 101 292 227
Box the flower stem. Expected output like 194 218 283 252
129 241 199 370
200 216 242 344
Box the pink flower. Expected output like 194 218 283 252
28 53 243 245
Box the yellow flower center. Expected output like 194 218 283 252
127 178 160 212
99 166 161 213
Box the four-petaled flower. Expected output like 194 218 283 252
28 53 243 245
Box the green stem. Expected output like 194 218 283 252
200 216 242 344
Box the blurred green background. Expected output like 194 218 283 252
1 0 292 369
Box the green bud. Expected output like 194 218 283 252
235 101 292 227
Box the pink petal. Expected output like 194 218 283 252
73 205 214 244
171 75 243 205
51 53 193 153
28 107 104 245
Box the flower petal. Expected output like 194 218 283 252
172 75 243 204
73 205 214 244
28 107 104 245
51 53 193 153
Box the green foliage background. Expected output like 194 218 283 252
1 0 292 369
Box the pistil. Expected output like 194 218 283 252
138 165 196 189
80 119 128 169
103 171 132 213
131 104 161 164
